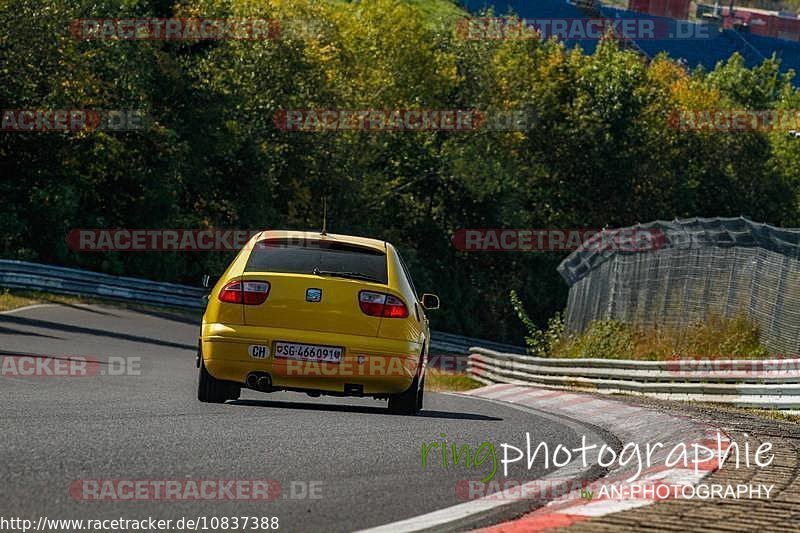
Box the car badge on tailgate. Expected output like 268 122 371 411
306 288 322 302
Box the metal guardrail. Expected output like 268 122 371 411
427 331 525 355
0 260 207 309
0 259 523 356
468 347 800 410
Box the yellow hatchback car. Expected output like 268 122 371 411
197 230 439 414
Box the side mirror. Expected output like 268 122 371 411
421 293 440 310
202 274 219 289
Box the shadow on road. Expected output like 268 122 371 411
0 315 195 351
229 398 502 420
19 300 201 325
0 325 64 339
43 302 118 316
125 308 201 325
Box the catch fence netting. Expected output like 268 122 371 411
557 217 800 355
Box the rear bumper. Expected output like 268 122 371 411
201 323 422 395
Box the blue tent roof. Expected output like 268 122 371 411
460 0 800 82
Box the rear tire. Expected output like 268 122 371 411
198 359 238 403
388 375 421 415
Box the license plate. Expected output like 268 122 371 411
274 342 343 363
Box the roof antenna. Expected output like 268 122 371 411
321 197 328 236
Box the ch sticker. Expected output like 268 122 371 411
249 345 269 359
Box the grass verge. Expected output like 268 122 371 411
707 403 800 424
425 371 482 392
0 288 200 318
551 316 769 360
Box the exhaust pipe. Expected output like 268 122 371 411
246 372 272 391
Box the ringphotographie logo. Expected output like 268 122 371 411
421 431 768 484
455 476 775 502
69 18 281 41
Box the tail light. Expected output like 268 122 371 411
358 291 409 318
218 280 270 305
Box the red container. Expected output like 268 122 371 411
774 15 800 41
628 0 690 20
650 0 667 17
628 0 650 14
664 0 690 19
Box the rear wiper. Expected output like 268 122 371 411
312 268 382 283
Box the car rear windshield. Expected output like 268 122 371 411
245 238 388 284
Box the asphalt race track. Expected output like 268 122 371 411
0 304 604 531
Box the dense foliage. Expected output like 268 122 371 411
1 0 799 342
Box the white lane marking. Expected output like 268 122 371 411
555 498 651 516
0 303 59 315
356 391 612 533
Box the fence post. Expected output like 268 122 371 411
723 247 738 318
770 255 790 353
